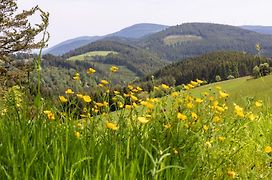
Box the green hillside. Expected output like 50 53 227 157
138 23 272 61
63 40 169 76
139 51 272 89
190 75 272 106
68 51 118 61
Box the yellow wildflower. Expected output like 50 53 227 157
203 125 209 132
219 91 229 98
117 102 124 108
264 146 272 153
103 101 109 107
154 86 160 90
195 98 203 103
133 102 138 108
106 122 119 130
255 100 262 107
163 124 172 129
75 131 81 138
125 105 133 109
138 116 150 124
188 84 194 89
141 101 154 109
65 88 74 95
82 95 91 103
234 104 244 117
148 98 159 103
205 141 212 148
247 112 256 121
59 96 68 103
87 68 96 74
184 85 190 90
130 95 138 101
161 84 169 89
196 79 204 84
191 112 198 120
92 108 99 113
114 90 120 95
177 113 187 121
101 80 109 85
190 80 198 86
218 136 225 142
227 170 237 178
128 85 134 90
123 93 130 97
215 106 225 113
44 110 55 121
136 86 143 91
77 93 83 99
73 72 80 80
96 102 104 107
110 66 118 73
171 91 179 97
213 116 221 123
173 148 179 154
43 110 51 115
186 102 194 109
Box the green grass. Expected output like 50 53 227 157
68 51 118 61
164 35 202 45
190 75 272 106
1 75 272 179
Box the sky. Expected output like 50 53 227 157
17 0 272 48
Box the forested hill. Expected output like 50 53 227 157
139 52 272 88
62 40 169 76
138 23 272 61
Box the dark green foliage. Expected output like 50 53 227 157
139 52 272 87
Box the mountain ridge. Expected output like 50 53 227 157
45 23 168 55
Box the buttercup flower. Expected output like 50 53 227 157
59 96 68 103
106 122 119 130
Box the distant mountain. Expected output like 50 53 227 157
138 23 272 61
45 36 102 56
240 25 272 35
45 23 168 56
109 23 169 38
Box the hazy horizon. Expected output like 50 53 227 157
17 0 272 48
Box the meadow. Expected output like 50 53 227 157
0 68 272 179
163 35 202 46
68 51 118 61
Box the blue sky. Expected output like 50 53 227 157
18 0 272 47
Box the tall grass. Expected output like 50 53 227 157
1 76 272 179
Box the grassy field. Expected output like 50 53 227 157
68 51 118 61
0 73 272 179
190 75 272 106
164 35 202 46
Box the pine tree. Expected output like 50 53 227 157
0 0 49 62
